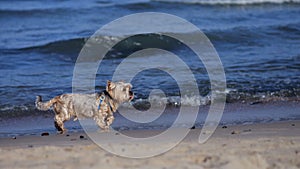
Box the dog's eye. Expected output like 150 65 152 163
122 88 126 92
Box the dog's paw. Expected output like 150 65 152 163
57 129 67 135
97 129 109 133
100 126 110 132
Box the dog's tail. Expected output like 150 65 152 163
35 95 59 111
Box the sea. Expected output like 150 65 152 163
0 0 299 137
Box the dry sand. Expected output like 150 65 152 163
0 120 299 169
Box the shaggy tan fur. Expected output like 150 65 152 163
36 81 134 133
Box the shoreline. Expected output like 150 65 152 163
1 100 299 138
0 120 299 169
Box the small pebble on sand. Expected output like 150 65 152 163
41 132 49 136
243 129 252 132
231 130 240 135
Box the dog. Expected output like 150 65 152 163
35 80 134 133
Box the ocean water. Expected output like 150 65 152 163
0 0 300 135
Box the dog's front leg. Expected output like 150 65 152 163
94 113 107 130
106 114 114 129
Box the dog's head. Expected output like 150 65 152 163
106 80 134 103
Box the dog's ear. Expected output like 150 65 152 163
107 80 116 91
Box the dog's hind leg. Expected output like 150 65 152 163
54 120 65 134
54 115 66 134
52 101 71 134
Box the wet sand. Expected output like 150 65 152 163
0 120 299 169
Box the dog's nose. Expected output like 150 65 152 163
129 91 133 96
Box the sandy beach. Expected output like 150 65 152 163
0 120 299 169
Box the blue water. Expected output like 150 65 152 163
0 0 300 117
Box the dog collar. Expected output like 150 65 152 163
103 90 113 100
98 90 114 112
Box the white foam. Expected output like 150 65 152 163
130 94 211 108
